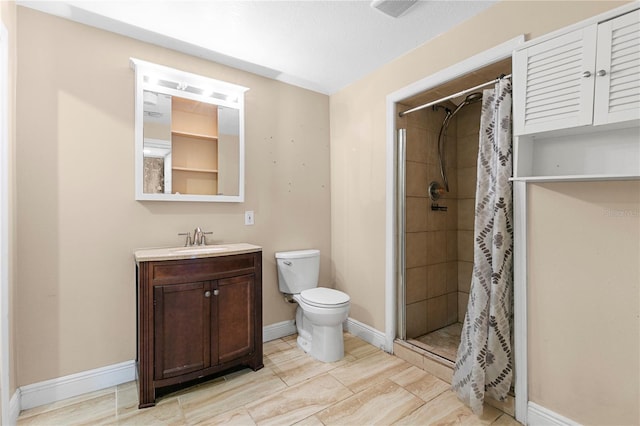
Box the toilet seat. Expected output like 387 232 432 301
300 287 350 308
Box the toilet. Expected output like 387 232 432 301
275 249 350 362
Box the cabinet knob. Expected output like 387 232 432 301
597 69 607 77
582 71 592 78
204 291 211 298
214 289 219 296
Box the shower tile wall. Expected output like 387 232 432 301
143 157 165 194
455 102 482 323
400 100 482 338
401 104 459 339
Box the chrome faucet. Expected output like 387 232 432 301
192 227 213 246
178 227 212 246
178 232 192 247
193 227 203 245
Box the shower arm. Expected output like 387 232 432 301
435 93 483 194
437 112 452 192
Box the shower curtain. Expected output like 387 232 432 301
452 79 513 415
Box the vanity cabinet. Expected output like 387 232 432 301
153 281 211 380
513 8 640 136
136 250 262 408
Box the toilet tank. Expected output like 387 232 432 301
275 249 320 294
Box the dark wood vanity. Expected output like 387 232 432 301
135 245 263 408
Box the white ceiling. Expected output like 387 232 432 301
19 0 496 94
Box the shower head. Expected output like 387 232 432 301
450 92 483 117
464 92 483 104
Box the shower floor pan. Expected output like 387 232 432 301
408 322 462 362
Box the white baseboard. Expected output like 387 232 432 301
14 320 376 413
528 402 581 426
263 320 297 342
264 317 386 352
19 360 136 411
8 389 20 425
344 317 387 352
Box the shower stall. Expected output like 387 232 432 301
395 61 512 364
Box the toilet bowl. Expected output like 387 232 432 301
275 250 350 362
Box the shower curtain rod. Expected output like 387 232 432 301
398 73 512 117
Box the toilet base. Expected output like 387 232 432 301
297 335 311 354
295 306 345 363
310 324 344 363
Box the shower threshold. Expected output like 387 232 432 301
407 322 462 362
395 330 517 417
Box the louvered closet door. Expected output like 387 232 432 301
593 9 640 125
513 25 598 135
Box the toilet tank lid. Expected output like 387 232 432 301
275 249 320 259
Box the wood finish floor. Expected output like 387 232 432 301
17 333 520 425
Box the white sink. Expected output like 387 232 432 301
171 246 229 255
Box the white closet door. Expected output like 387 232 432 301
513 25 597 135
593 9 640 125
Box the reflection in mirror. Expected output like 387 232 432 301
217 107 240 196
142 91 171 194
132 58 248 202
169 97 219 196
142 93 241 196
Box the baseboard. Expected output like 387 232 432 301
263 320 296 342
528 402 581 426
263 318 387 350
344 317 387 351
19 360 136 411
8 389 20 425
15 320 374 412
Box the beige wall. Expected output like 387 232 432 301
0 0 18 402
528 182 639 425
16 7 330 386
329 0 633 422
10 4 638 423
331 0 629 332
329 0 630 337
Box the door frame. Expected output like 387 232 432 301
383 35 526 422
0 21 11 426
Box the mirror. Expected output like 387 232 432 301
131 58 248 202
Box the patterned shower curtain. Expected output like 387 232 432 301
452 79 513 415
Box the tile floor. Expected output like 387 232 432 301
411 323 463 362
17 333 520 425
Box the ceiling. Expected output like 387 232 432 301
18 0 496 95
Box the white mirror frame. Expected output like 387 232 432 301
131 58 248 202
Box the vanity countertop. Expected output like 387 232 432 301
134 243 262 263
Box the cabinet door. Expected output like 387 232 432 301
154 281 211 379
513 25 598 135
214 274 255 365
593 9 640 125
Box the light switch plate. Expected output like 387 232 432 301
245 210 254 225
